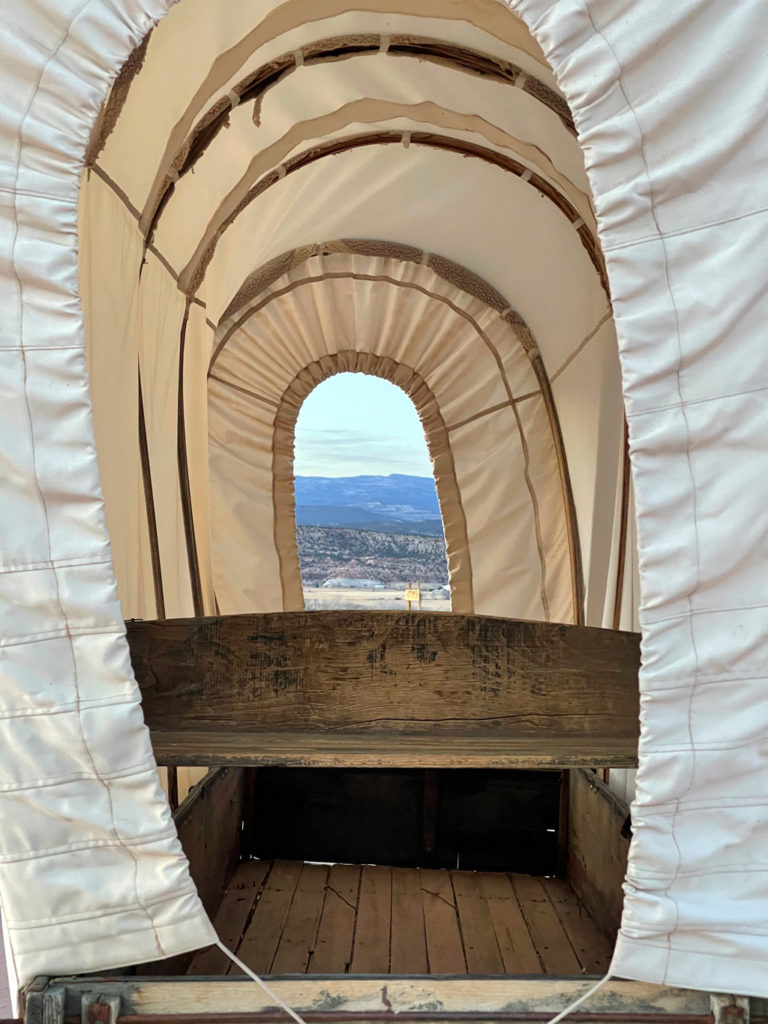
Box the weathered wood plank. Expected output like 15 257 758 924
511 875 581 975
128 611 639 741
542 877 613 974
478 872 542 975
390 867 428 974
271 864 329 974
230 860 274 890
420 869 466 974
148 730 638 768
188 879 263 975
173 767 245 918
567 768 630 941
309 864 360 974
188 861 271 974
350 866 392 973
451 872 504 974
47 976 715 1020
233 861 302 975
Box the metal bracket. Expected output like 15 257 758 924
81 994 121 1024
711 994 750 1024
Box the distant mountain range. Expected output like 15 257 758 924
295 475 443 536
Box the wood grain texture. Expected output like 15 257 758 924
479 872 542 974
567 768 630 940
309 864 360 973
137 767 245 977
128 611 639 737
49 975 714 1019
451 871 504 974
184 862 611 981
390 867 428 974
188 862 270 975
234 861 302 974
420 869 466 973
349 866 392 973
271 865 329 974
511 875 581 975
173 767 244 918
543 877 614 974
147 729 637 768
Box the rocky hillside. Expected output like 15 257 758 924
297 525 449 586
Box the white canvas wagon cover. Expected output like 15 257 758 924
2 0 768 1003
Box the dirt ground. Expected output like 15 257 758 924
303 586 451 611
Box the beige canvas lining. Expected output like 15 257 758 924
135 0 552 230
213 242 583 620
184 131 603 294
210 261 572 620
135 34 574 240
175 98 596 291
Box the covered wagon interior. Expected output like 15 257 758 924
8 0 768 1009
18 0 768 1012
72 0 639 992
126 610 638 980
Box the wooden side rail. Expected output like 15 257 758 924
127 611 640 769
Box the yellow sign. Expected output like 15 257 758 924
404 588 420 602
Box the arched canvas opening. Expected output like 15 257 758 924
208 246 578 621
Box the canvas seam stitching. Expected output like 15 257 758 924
580 3 701 981
214 270 552 617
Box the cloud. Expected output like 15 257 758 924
294 429 433 477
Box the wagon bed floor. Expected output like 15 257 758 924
188 861 612 976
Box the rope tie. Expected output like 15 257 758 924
214 939 612 1024
544 974 614 1024
215 940 309 1024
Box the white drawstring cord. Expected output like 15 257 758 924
215 937 611 1024
543 973 614 1024
215 939 309 1024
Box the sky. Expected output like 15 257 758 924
294 373 433 477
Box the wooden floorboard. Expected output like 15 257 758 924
511 874 582 975
390 867 428 974
309 864 361 974
451 871 504 975
349 865 392 973
190 861 612 978
420 868 467 974
479 871 543 975
188 861 271 975
272 864 329 974
543 877 614 974
233 860 303 975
